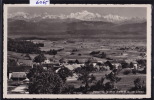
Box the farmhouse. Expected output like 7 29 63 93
11 72 27 81
133 62 138 70
112 62 121 69
63 64 83 71
42 63 61 71
66 73 78 81
55 66 78 81
17 59 33 66
42 59 51 64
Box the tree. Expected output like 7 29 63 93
62 85 75 94
25 53 31 60
136 59 146 67
27 65 44 79
142 67 146 74
8 38 41 54
33 53 46 63
59 58 65 63
105 70 121 91
121 61 129 68
47 49 57 55
75 59 80 64
27 65 64 94
76 60 96 93
129 62 134 68
129 77 146 92
90 51 100 55
106 71 121 83
8 58 18 67
100 52 106 58
90 77 105 91
104 82 114 91
134 78 146 91
104 61 113 70
57 66 73 82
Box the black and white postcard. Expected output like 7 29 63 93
3 4 152 99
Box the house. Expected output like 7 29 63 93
112 63 121 69
8 73 12 79
41 59 51 64
92 63 97 67
102 65 110 71
64 64 83 71
11 72 27 81
133 63 138 70
43 67 47 70
55 64 83 72
128 61 138 70
97 64 110 71
93 64 100 71
42 63 61 71
17 59 33 66
87 57 98 63
66 73 78 81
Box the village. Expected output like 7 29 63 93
7 43 146 94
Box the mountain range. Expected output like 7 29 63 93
8 10 146 23
8 10 147 39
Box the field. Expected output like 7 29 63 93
67 71 146 91
7 38 146 93
8 38 146 64
8 71 146 92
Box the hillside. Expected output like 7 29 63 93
7 10 146 39
8 19 146 39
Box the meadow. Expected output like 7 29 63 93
8 38 146 93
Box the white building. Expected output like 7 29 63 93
112 63 121 69
42 59 51 64
66 73 78 81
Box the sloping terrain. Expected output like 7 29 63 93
8 19 146 39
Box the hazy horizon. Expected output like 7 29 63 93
8 7 147 18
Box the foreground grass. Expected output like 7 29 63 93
67 71 146 91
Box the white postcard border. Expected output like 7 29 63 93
3 4 152 99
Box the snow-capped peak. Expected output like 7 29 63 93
8 12 30 19
102 14 131 22
68 10 101 20
8 11 146 23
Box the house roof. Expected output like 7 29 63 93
11 72 27 78
18 59 32 66
67 73 78 81
64 64 82 70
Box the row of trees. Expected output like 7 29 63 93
26 53 147 94
8 38 59 55
8 38 41 54
27 58 120 94
27 61 145 94
27 66 65 94
32 53 146 72
90 51 106 58
117 46 146 52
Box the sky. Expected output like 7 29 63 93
8 7 147 18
